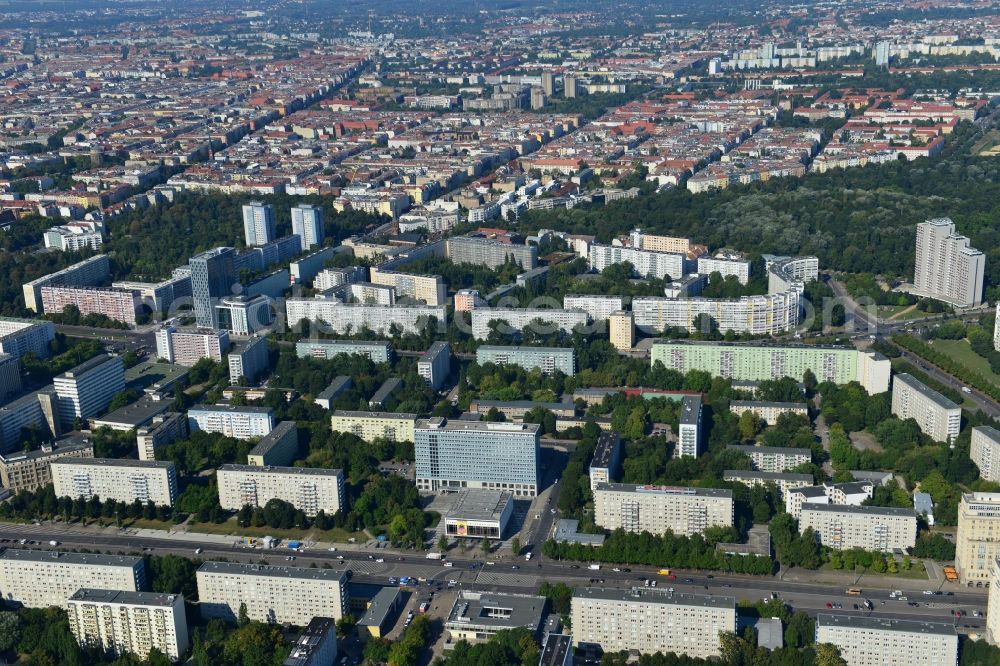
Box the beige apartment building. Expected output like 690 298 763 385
608 311 634 351
67 589 188 662
330 411 416 443
728 400 808 426
197 562 348 625
630 231 691 255
0 436 94 493
571 587 736 659
722 470 813 500
51 458 178 507
593 484 733 536
987 558 1000 644
217 464 344 517
971 426 1000 483
798 504 917 552
815 614 958 666
0 549 144 608
369 268 447 306
891 373 961 443
955 492 1000 584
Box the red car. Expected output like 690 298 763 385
826 602 833 609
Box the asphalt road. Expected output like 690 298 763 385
896 349 1000 419
0 523 987 634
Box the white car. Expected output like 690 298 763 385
922 590 934 595
443 561 453 567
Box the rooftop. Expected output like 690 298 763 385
590 432 621 469
69 588 182 607
553 519 605 546
800 503 916 518
680 395 701 425
189 404 274 415
415 417 540 435
51 456 174 470
56 354 119 380
723 470 813 483
91 394 171 428
0 548 142 568
539 634 572 666
197 561 347 582
248 421 298 457
594 483 733 499
477 345 575 355
219 464 342 478
816 612 956 636
445 489 513 522
297 339 391 348
728 444 812 457
358 587 401 628
574 586 735 610
316 376 352 401
731 400 808 410
331 410 416 420
446 591 545 632
0 435 94 464
284 617 337 666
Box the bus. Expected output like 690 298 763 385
846 588 863 596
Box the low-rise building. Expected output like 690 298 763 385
729 400 808 425
217 464 344 517
722 470 813 499
197 561 348 625
187 405 275 439
51 457 178 506
799 504 917 552
814 613 957 666
0 435 95 493
443 489 514 540
0 549 144 608
571 587 736 659
67 589 188 662
445 591 545 644
593 483 734 536
891 373 961 443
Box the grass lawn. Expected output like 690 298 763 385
186 518 366 543
876 305 911 319
928 339 1000 389
820 561 927 580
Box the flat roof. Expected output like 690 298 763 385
574 586 735 610
471 399 572 411
0 548 141 568
894 373 960 410
446 591 545 632
358 587 401 628
590 432 620 469
284 617 337 666
415 417 540 435
197 561 347 582
370 377 402 403
219 464 342 478
248 421 297 456
728 444 812 457
553 519 605 546
422 341 449 359
816 612 956 636
0 436 94 464
723 470 813 483
477 345 574 355
539 634 572 666
730 400 808 410
445 489 513 522
973 425 1000 443
124 361 189 393
69 588 181 607
189 404 274 414
680 395 701 425
651 339 872 354
51 456 174 470
594 483 732 499
331 410 416 420
57 354 117 379
92 395 171 428
297 339 390 348
801 503 916 518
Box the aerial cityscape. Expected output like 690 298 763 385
4 0 1000 664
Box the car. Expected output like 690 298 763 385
375 558 384 563
852 604 858 610
569 564 580 569
622 568 631 573
826 603 833 609
645 580 651 587
684 578 693 583
486 561 495 566
328 547 337 551
511 565 520 570
443 562 453 567
613 567 621 572
723 583 732 588
922 590 934 595
650 580 657 587
195 548 203 555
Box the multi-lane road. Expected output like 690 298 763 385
0 523 987 635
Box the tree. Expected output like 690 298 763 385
438 534 449 553
481 537 491 555
511 537 522 556
0 611 19 652
237 602 249 627
816 643 848 666
738 410 763 440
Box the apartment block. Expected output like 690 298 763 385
0 353 21 404
698 251 751 285
291 204 324 251
112 274 191 314
799 504 917 552
446 236 537 270
247 421 299 467
295 339 393 364
572 587 736 659
563 295 624 322
243 202 276 247
52 457 178 506
314 376 352 410
475 345 576 376
187 405 275 439
913 217 984 307
0 391 59 454
369 268 447 306
155 326 230 366
228 336 269 384
785 481 874 519
589 432 622 492
677 395 703 458
0 435 94 493
218 464 344 516
971 425 1000 482
814 614 957 666
729 400 808 426
470 308 588 341
23 254 111 312
44 224 103 252
632 293 800 336
988 558 1000 644
313 266 367 291
651 342 891 394
40 286 141 325
630 231 690 255
196 561 348 625
67 589 188 662
330 411 416 443
0 317 56 360
722 470 813 499
593 484 734 536
454 289 483 312
727 445 811 472
0 549 144 608
215 295 273 335
53 354 125 429
608 311 634 351
891 373 961 443
955 492 1000 584
588 244 684 280
417 341 450 390
285 299 446 336
414 418 540 497
136 413 188 462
